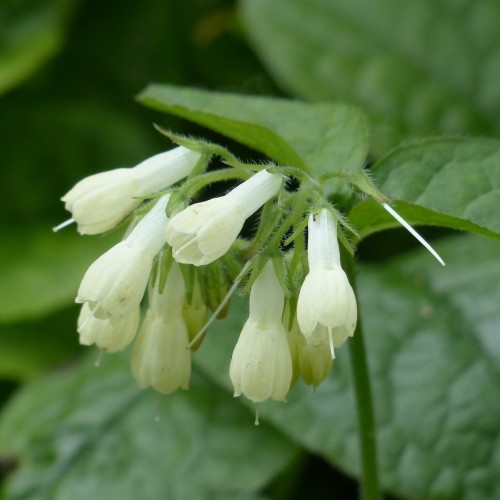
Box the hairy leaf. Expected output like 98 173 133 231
0 355 297 499
350 138 500 240
197 235 500 499
240 0 500 150
139 83 368 177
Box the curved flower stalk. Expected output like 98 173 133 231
229 260 292 404
131 262 191 394
78 303 140 352
297 209 357 358
76 194 170 320
166 169 282 266
59 146 200 234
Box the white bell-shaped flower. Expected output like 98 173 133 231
166 170 282 266
62 146 200 234
76 194 170 320
297 209 357 358
78 303 140 352
229 261 292 403
131 262 191 394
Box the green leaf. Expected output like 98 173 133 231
0 0 76 95
138 83 368 177
349 138 500 240
0 354 297 500
196 234 500 499
0 227 117 324
240 0 500 150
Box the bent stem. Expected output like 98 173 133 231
344 255 382 500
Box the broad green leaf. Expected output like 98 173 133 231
138 83 368 177
0 308 81 381
0 0 76 95
0 227 117 324
0 354 297 500
349 138 500 240
240 0 500 150
197 235 500 499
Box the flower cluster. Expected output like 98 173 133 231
59 138 444 421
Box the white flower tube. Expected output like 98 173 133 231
131 262 191 394
76 194 170 320
166 170 282 266
61 146 200 234
229 261 292 403
297 209 357 358
78 303 140 352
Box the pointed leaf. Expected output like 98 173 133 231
349 138 500 240
138 83 368 177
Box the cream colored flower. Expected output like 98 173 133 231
76 194 170 320
62 146 200 234
286 315 333 388
297 209 357 358
131 263 191 394
229 261 292 403
78 303 140 352
166 170 282 266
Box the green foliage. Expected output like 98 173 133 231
139 84 368 176
0 308 82 382
240 0 500 151
0 0 76 95
350 138 500 240
0 354 297 500
1 0 500 498
0 228 117 324
196 235 500 499
3 235 499 499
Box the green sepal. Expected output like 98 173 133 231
154 125 237 163
271 253 291 298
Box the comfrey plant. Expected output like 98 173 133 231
55 136 444 425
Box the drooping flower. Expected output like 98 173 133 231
76 194 170 320
61 146 200 234
131 262 191 394
229 260 292 403
166 169 282 266
296 209 357 358
78 303 140 352
285 311 332 388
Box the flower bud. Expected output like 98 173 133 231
297 210 357 358
78 303 140 352
166 170 282 266
229 261 292 403
182 277 209 351
131 263 191 394
62 147 200 234
286 316 332 388
76 194 170 320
